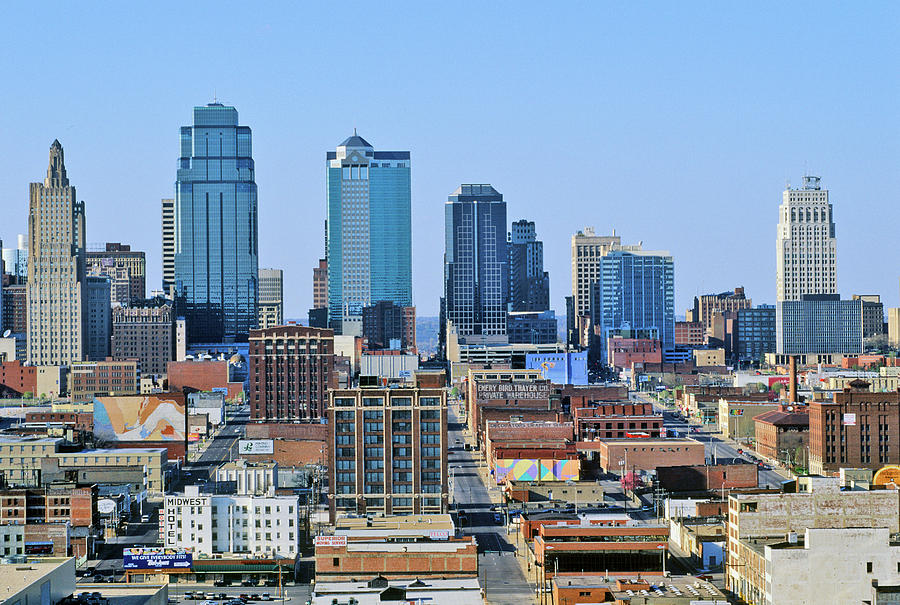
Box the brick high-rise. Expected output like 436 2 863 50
111 299 177 376
328 378 448 521
249 325 335 420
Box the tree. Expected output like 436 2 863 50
771 382 782 395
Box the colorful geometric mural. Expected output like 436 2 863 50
494 458 580 483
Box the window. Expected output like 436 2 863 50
867 562 873 573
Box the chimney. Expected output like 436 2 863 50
789 356 797 404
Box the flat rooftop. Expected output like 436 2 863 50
553 574 725 600
335 514 455 535
4 557 72 596
311 578 481 605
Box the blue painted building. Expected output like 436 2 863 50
326 132 412 335
526 351 588 385
174 103 258 343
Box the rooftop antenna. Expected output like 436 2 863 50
353 127 358 136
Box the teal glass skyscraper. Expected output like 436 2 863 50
326 132 412 335
174 103 258 343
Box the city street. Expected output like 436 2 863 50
448 405 537 605
631 391 789 488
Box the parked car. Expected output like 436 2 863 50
238 595 252 602
183 592 195 600
264 580 278 587
260 594 273 601
214 580 229 587
241 579 257 587
217 594 228 601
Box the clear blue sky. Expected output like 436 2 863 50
2 3 898 318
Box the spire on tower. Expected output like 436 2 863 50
45 139 68 187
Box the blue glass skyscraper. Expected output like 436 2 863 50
590 249 675 363
442 184 509 343
174 103 258 343
326 132 412 335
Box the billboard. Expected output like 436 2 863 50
314 536 347 547
93 395 186 441
843 413 857 426
494 459 579 483
238 439 274 455
123 547 192 569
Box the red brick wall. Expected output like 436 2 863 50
167 360 230 392
477 406 567 446
656 463 757 490
0 361 37 395
242 439 328 466
315 540 478 581
25 412 93 432
599 441 706 472
246 422 329 441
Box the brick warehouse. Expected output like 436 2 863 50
656 462 758 491
572 402 664 441
809 381 900 475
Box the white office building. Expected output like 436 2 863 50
215 460 278 495
163 485 299 557
776 175 837 302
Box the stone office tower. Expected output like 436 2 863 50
776 175 837 301
27 140 87 365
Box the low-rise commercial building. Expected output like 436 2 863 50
163 485 300 557
551 574 726 605
70 359 140 400
315 514 476 582
310 578 482 605
587 438 705 474
693 348 725 367
215 460 277 495
718 399 781 441
531 521 669 593
726 476 900 604
657 463 757 491
2 557 76 605
573 403 663 441
754 407 809 464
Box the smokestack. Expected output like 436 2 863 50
789 356 797 403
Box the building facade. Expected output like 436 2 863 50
776 175 836 302
507 310 558 345
1 234 27 282
326 133 412 336
27 140 86 365
590 250 675 364
508 219 550 312
249 325 335 420
111 299 176 376
674 321 704 347
3 284 27 335
313 258 327 311
84 276 111 360
328 381 448 521
163 486 300 557
362 300 416 351
86 243 146 305
174 103 259 344
776 295 862 355
257 268 283 329
809 382 900 474
443 184 508 344
735 305 776 363
853 294 885 338
69 359 140 400
691 287 751 335
571 228 638 347
161 198 175 294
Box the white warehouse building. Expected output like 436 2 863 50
164 485 299 557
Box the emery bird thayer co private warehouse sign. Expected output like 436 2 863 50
475 381 551 401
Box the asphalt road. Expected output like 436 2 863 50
630 392 788 489
448 405 537 605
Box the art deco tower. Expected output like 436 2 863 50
27 140 87 365
776 175 837 301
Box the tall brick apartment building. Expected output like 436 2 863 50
809 380 900 475
249 325 336 420
328 375 448 521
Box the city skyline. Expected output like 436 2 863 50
1 4 898 320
